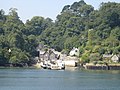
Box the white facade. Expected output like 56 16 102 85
63 60 77 67
69 47 79 56
111 55 119 63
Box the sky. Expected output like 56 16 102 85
1 0 120 22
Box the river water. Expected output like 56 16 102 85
0 68 120 90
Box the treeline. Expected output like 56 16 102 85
0 0 120 66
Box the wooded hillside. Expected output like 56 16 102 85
0 0 120 66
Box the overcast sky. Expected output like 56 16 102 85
1 0 120 22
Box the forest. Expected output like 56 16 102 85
0 0 120 66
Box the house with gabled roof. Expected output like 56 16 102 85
111 55 119 63
103 54 119 63
69 47 79 57
38 49 58 61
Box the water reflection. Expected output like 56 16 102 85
65 67 79 71
83 69 120 74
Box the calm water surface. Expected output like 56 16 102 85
0 68 120 90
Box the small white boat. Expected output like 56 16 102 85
41 61 47 69
50 60 65 70
41 60 65 70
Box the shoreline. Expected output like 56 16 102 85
1 63 120 70
83 63 120 70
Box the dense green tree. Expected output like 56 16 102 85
9 48 29 65
0 9 6 35
24 16 53 35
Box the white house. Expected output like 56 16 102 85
111 55 119 63
69 47 79 56
103 54 119 63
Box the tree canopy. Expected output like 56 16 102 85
0 0 120 66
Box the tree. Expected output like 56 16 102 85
89 53 101 62
9 48 29 65
0 9 6 34
9 8 19 19
79 4 94 17
99 2 120 28
24 16 53 35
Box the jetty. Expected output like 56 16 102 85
83 63 120 70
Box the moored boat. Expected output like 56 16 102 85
41 60 65 70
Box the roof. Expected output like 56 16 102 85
39 51 46 54
69 47 79 56
111 55 119 61
71 47 79 51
